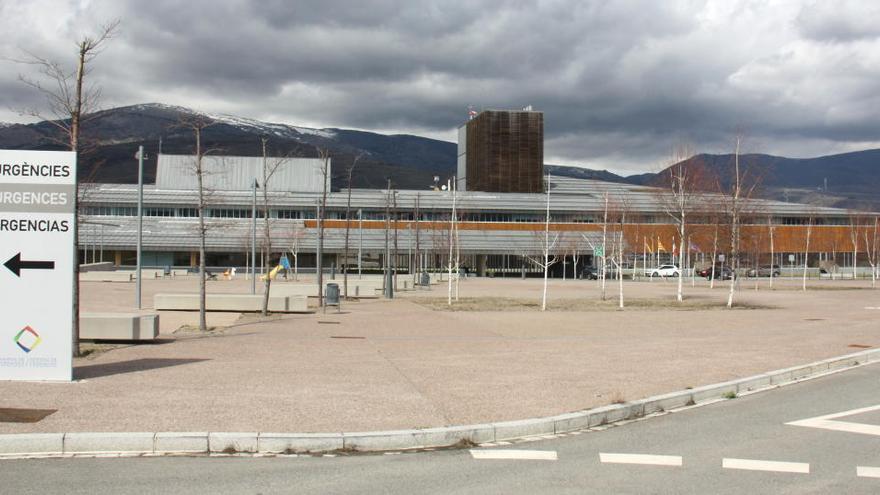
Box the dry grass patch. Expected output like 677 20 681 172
174 325 224 334
414 297 773 312
770 285 874 291
77 342 129 360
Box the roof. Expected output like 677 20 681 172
81 175 860 217
155 154 328 193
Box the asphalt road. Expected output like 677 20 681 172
3 363 879 494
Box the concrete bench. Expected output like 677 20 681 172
117 269 165 279
270 284 318 298
272 283 382 299
80 313 159 341
154 293 308 313
80 272 133 282
80 262 114 272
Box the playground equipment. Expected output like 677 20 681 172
261 264 284 281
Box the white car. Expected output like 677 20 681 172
648 264 681 278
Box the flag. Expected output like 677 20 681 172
689 240 701 253
657 240 667 252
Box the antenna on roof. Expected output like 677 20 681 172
467 105 477 120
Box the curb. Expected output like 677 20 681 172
2 348 878 458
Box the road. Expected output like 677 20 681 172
2 363 879 494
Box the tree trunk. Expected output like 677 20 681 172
260 140 271 317
342 160 356 299
541 174 551 311
618 227 624 309
447 180 455 305
727 138 742 309
710 225 718 289
316 153 329 306
768 217 775 289
677 220 684 302
414 194 420 286
70 44 87 357
601 193 608 300
803 219 812 291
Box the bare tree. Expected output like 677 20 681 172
864 215 879 288
600 191 609 300
176 116 218 331
526 174 559 311
848 212 863 281
657 145 705 302
342 153 363 299
259 138 291 316
559 234 581 281
767 215 776 289
802 214 814 291
289 222 306 281
316 148 331 306
608 197 630 309
571 237 582 281
413 193 421 286
446 177 459 305
13 20 119 357
393 190 400 293
719 135 760 308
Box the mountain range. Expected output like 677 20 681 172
0 103 877 210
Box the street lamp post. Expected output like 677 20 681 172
251 178 258 294
135 145 144 309
358 208 363 279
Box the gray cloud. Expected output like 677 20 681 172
1 0 878 175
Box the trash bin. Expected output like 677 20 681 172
325 283 340 306
420 272 430 286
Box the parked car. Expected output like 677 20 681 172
580 266 599 280
648 264 680 278
696 263 723 278
746 264 781 278
705 266 736 280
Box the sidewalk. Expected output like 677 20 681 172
3 277 878 434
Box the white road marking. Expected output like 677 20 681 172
786 404 880 437
857 466 880 478
599 453 683 466
470 449 558 461
722 458 809 474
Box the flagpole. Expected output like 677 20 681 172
656 236 660 268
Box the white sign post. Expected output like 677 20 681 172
0 150 75 381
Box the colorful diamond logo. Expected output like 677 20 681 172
14 326 42 353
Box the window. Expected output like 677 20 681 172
144 207 175 217
276 210 301 219
208 208 258 219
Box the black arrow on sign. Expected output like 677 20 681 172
3 252 55 277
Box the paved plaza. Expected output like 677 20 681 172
3 275 878 434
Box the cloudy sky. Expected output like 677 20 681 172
1 0 878 174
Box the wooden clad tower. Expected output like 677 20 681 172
461 110 544 193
